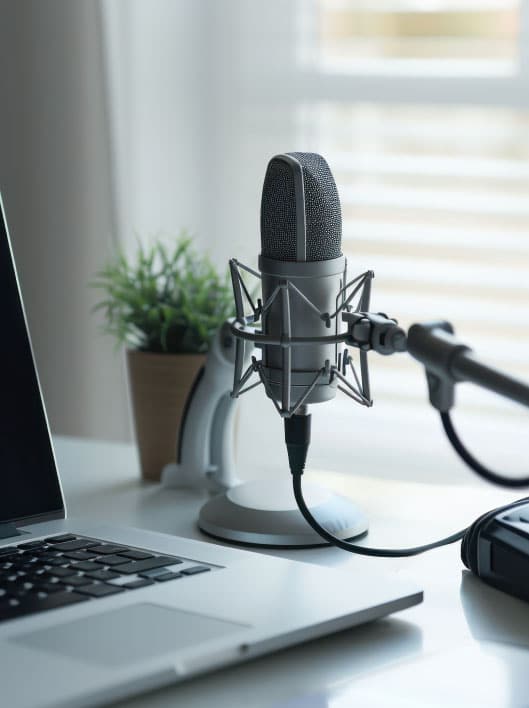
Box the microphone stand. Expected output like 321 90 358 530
197 262 380 548
197 260 529 549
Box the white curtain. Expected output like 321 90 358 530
101 0 301 268
0 0 129 441
99 0 304 467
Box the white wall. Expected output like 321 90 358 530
102 0 302 268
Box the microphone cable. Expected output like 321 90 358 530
292 473 467 557
441 411 529 488
286 412 468 557
288 410 529 556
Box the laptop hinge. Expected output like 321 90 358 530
0 523 23 539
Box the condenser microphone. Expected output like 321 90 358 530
258 152 347 411
204 151 394 547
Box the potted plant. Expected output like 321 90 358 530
93 234 234 481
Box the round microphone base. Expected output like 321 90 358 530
198 478 368 548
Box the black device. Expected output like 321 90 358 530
461 498 529 603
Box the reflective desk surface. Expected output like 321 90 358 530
54 435 529 708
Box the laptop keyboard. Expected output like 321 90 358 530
0 534 216 623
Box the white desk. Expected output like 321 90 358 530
54 435 529 708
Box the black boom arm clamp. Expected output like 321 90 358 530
343 311 407 356
406 321 472 412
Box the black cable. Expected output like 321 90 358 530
441 410 529 488
291 472 467 557
285 412 467 557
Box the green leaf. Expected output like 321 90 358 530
90 232 235 353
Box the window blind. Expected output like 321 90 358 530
295 2 529 417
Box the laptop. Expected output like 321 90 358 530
0 195 422 708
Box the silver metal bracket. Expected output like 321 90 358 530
229 259 384 416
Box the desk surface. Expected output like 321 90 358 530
54 435 529 708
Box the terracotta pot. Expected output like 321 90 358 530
126 350 206 481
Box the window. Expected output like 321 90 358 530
319 1 519 73
296 1 529 417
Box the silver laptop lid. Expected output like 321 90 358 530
0 195 64 526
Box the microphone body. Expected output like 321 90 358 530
259 254 345 405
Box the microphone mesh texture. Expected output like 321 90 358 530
260 152 342 262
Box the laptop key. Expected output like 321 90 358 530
17 541 47 550
36 583 66 594
70 561 101 573
115 556 182 575
138 567 172 579
63 551 97 561
45 534 78 544
181 566 211 576
154 572 182 582
119 550 153 561
45 567 76 578
90 545 127 555
60 576 93 588
85 569 120 581
44 557 70 567
76 583 124 598
122 578 155 589
37 551 63 561
52 540 99 552
95 554 130 566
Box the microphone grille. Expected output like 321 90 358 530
260 152 342 262
261 158 297 261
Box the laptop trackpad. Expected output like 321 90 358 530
13 603 249 667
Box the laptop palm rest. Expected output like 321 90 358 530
12 603 249 667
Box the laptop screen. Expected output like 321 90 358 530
0 199 64 524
